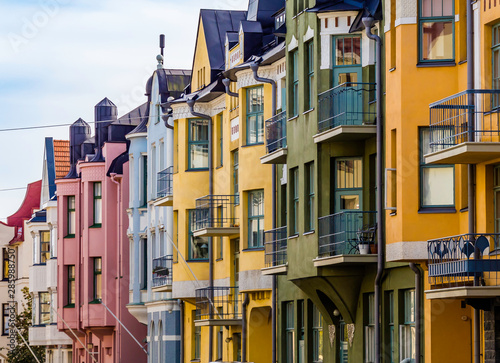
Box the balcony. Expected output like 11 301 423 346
426 234 500 299
195 286 242 326
151 255 173 293
313 82 376 144
261 111 287 164
154 166 173 206
425 90 500 165
193 195 239 237
262 226 287 275
314 211 377 267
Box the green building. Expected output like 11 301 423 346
261 1 418 362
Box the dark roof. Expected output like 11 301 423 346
114 103 148 126
199 9 247 72
226 32 239 49
146 69 192 101
95 97 116 107
247 0 285 30
107 151 129 176
28 209 46 223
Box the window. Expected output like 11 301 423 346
419 0 454 61
3 249 8 281
50 226 57 258
66 196 76 237
387 291 395 363
218 114 224 167
285 302 294 363
67 265 75 307
275 11 285 29
365 293 375 363
93 258 102 302
40 231 50 264
188 210 209 260
151 145 157 198
493 25 500 100
2 304 8 335
93 182 102 227
193 311 201 360
420 128 454 208
312 304 323 363
142 155 148 207
217 235 223 260
305 162 315 232
248 190 264 248
217 311 224 360
141 238 148 289
188 119 209 169
336 158 363 210
291 51 299 117
306 42 314 110
291 168 299 234
39 292 50 325
335 36 361 66
400 289 416 362
298 300 305 363
246 87 264 145
233 150 239 204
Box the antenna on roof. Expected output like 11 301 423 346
159 34 165 56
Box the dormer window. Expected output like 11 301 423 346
275 11 285 29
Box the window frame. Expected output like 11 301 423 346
400 289 416 362
218 114 224 167
291 50 299 117
493 24 500 91
312 304 323 363
246 86 264 145
39 292 50 326
419 128 455 209
305 162 315 232
188 118 210 170
92 257 102 303
233 150 240 205
2 249 8 281
365 293 375 363
2 304 8 336
418 0 455 63
193 310 201 360
291 167 299 235
248 190 265 248
284 301 294 363
66 196 76 238
306 41 315 111
40 231 50 264
92 182 102 227
188 210 209 261
66 265 75 308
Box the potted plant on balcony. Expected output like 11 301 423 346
152 266 168 276
357 224 377 255
358 241 371 255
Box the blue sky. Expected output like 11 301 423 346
0 0 248 221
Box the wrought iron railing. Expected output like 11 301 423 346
195 286 241 321
265 111 287 154
428 233 500 288
318 82 376 133
194 195 239 230
429 90 500 151
318 211 377 258
264 226 287 268
152 255 173 288
157 166 173 199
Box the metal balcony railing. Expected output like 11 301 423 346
428 233 500 288
195 286 242 321
152 255 173 288
318 82 376 133
265 111 287 154
318 211 377 258
264 226 287 268
429 90 500 151
157 166 173 199
194 195 239 230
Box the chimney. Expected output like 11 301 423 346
65 118 91 179
90 97 117 162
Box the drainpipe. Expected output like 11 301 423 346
250 61 277 363
409 263 421 363
222 78 239 98
179 299 184 363
187 98 214 362
160 97 175 130
241 293 250 362
362 17 384 363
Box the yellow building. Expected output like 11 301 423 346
385 0 500 361
170 5 285 362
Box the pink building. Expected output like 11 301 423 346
56 99 147 363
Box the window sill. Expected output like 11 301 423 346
216 165 223 170
89 300 101 305
186 168 209 172
416 61 456 68
190 360 201 363
288 234 299 240
460 207 468 213
64 235 75 239
303 108 314 115
303 230 315 236
243 143 264 148
287 115 299 122
186 259 209 263
32 263 47 266
489 249 500 256
418 207 456 214
216 258 223 262
64 304 75 309
89 224 102 229
242 247 265 252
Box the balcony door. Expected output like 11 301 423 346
334 158 363 213
333 35 362 126
495 166 500 236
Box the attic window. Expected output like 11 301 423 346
275 12 285 29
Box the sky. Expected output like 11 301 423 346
0 0 248 221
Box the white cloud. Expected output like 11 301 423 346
0 0 248 220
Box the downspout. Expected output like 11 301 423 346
466 0 479 361
241 293 250 362
160 97 175 130
362 17 384 363
409 263 421 363
222 78 239 98
186 98 214 362
179 299 184 363
250 61 277 363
